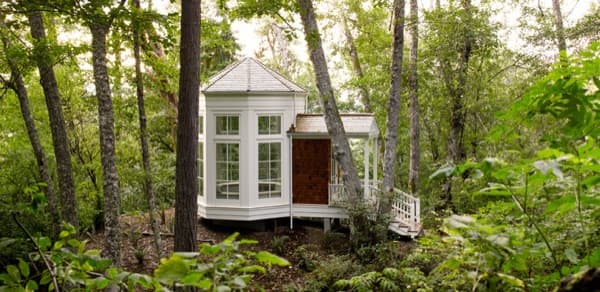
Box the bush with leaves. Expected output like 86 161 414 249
0 226 289 291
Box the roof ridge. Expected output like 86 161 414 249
203 57 247 91
250 58 305 92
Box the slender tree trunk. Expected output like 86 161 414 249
28 11 79 229
0 24 60 236
174 0 200 252
90 23 121 266
442 0 472 209
342 17 371 112
297 0 368 247
408 0 419 195
551 0 567 57
133 0 162 258
380 0 405 217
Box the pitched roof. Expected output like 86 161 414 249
292 114 379 138
202 57 306 94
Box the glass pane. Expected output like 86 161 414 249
258 116 269 135
258 162 269 179
258 143 269 161
229 144 239 161
216 116 227 134
270 143 281 160
271 162 281 179
229 116 239 135
270 116 281 134
216 144 227 161
229 164 239 180
216 162 227 180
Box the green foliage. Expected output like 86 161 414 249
271 235 289 255
420 41 600 291
0 230 289 291
303 255 364 291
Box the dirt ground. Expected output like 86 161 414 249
86 209 414 291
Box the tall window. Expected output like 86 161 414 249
216 143 239 199
198 142 203 196
258 142 281 198
258 115 281 135
216 115 239 135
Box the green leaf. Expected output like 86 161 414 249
40 272 51 285
6 265 20 282
429 163 456 179
36 237 51 251
239 239 258 245
201 244 221 255
67 239 80 248
217 285 232 292
59 230 69 239
255 251 290 267
154 255 189 285
25 280 38 291
0 274 13 284
18 260 29 278
497 273 524 288
93 277 109 290
565 248 579 264
239 265 266 274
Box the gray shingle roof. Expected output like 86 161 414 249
292 114 379 138
202 58 306 93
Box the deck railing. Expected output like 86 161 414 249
328 181 421 233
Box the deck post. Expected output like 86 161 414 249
364 138 370 197
323 218 331 232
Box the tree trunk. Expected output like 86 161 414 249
90 23 121 266
380 0 405 217
551 0 567 57
174 0 200 252
408 0 419 195
0 23 60 236
133 0 162 258
442 0 472 209
28 11 79 229
297 0 368 247
342 17 371 112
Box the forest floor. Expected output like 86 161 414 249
87 209 415 291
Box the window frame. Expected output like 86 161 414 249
215 142 240 200
257 141 282 199
258 115 282 136
216 115 240 136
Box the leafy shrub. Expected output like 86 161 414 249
303 255 364 291
0 227 289 291
271 235 289 255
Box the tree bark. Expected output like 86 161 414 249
551 0 567 57
28 11 79 229
342 17 371 112
133 0 162 258
442 0 472 209
90 23 121 266
380 0 405 216
297 0 368 246
408 0 419 195
174 0 200 252
0 23 60 236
